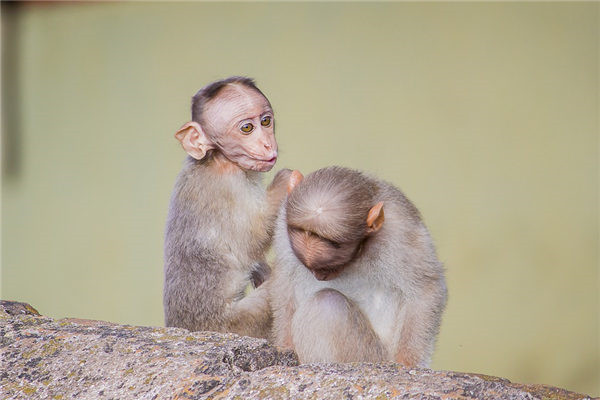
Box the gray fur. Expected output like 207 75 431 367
163 156 274 338
271 166 448 366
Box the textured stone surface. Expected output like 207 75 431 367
0 301 593 399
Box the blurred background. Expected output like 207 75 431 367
1 2 597 395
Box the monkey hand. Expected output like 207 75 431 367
267 168 293 210
268 168 293 191
251 261 271 288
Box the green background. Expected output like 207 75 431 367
2 2 598 395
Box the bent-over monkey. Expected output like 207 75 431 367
270 167 447 366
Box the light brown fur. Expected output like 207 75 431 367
164 77 288 338
270 166 447 366
164 157 290 338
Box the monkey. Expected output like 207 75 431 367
163 76 291 339
270 166 447 367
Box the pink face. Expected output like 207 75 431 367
203 85 278 172
287 226 362 281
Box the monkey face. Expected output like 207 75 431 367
288 226 360 281
203 86 278 172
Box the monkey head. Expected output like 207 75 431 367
285 167 385 281
174 79 277 172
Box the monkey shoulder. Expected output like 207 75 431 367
356 214 445 298
375 182 423 224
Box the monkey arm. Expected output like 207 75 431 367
395 279 447 368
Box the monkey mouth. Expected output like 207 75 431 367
251 155 277 165
243 155 277 172
255 156 277 171
261 156 277 164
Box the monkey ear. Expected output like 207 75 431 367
174 121 215 160
287 170 304 194
366 202 385 234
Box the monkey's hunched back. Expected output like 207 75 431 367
271 166 447 366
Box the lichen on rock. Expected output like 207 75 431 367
0 301 593 400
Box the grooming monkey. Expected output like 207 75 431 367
164 76 290 338
270 167 447 366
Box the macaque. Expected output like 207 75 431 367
270 167 447 366
164 76 290 339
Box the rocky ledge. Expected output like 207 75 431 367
0 300 593 399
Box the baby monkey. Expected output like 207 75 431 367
164 76 290 339
270 167 447 366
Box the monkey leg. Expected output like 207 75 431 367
291 288 388 363
226 282 273 339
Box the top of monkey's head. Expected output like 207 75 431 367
287 167 378 241
285 167 385 281
174 76 278 172
191 76 272 125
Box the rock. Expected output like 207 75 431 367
0 300 40 317
0 301 593 399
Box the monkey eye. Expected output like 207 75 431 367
325 238 341 249
260 116 272 127
240 123 254 134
